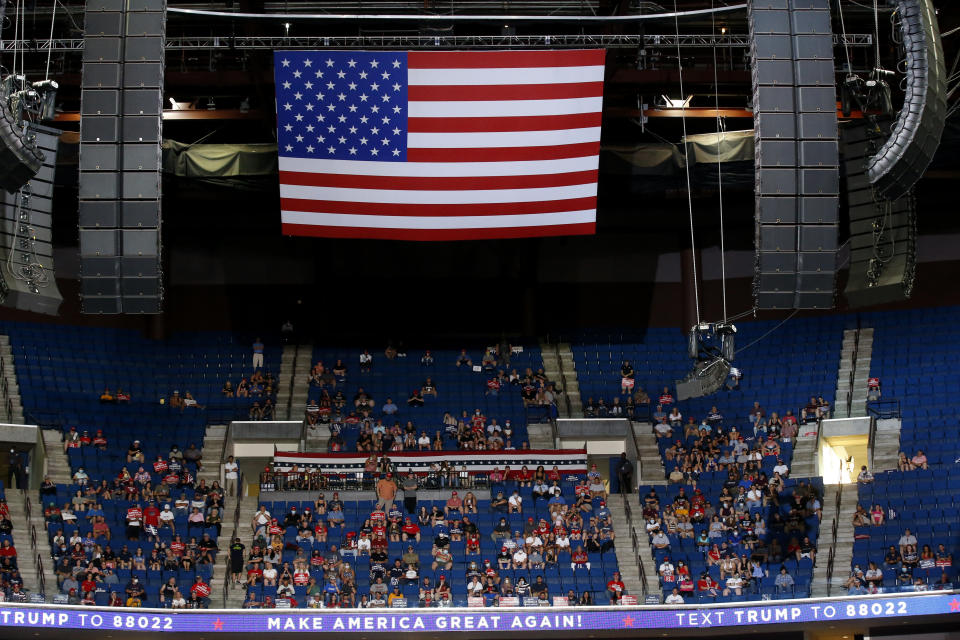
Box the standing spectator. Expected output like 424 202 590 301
252 337 265 371
224 456 239 497
376 474 397 511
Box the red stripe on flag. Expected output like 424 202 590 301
406 142 600 162
278 170 598 191
407 49 606 69
282 222 596 240
407 82 604 101
407 113 602 133
280 196 596 216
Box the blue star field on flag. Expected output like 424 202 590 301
274 50 409 162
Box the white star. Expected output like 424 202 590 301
359 71 368 79
338 115 347 123
381 138 390 146
283 102 292 111
337 93 346 102
327 104 336 112
317 114 325 122
293 92 302 100
359 93 369 103
295 134 304 142
381 116 390 124
317 135 325 143
284 124 293 132
370 82 380 92
315 93 325 101
348 104 358 113
304 59 313 68
325 58 334 67
371 105 380 113
326 81 335 90
305 81 313 89
392 59 401 68
349 147 357 155
359 137 368 145
393 83 401 92
361 116 370 124
371 126 379 135
370 60 379 68
381 71 390 79
294 114 304 122
337 70 346 79
348 82 357 90
347 59 357 68
381 94 390 103
314 70 323 78
392 105 402 114
370 148 379 156
306 125 314 132
305 104 314 111
327 125 336 133
293 70 302 78
281 58 290 67
282 81 291 89
338 136 347 144
327 146 336 154
392 127 400 136
349 126 358 134
284 144 293 151
306 145 314 153
392 149 400 156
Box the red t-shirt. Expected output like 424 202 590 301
191 582 211 598
144 506 160 527
606 579 624 593
170 540 185 556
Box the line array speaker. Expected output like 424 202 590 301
867 0 947 200
0 124 63 314
0 99 44 193
841 121 917 307
749 0 839 310
79 0 165 314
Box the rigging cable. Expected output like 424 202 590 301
711 0 728 324
836 0 854 72
45 0 56 81
674 0 701 326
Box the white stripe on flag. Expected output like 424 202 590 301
408 65 605 86
278 155 599 177
281 210 596 229
407 127 601 149
279 183 597 204
408 96 604 118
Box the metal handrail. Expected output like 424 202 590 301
866 399 902 420
553 343 573 418
547 416 560 449
218 422 232 487
846 329 861 417
825 462 844 596
35 552 45 596
285 345 300 421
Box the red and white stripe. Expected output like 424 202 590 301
273 448 588 474
280 49 605 241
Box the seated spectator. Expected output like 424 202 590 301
100 388 115 403
664 587 684 604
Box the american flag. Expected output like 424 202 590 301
274 49 606 241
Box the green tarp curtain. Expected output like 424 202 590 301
162 140 279 178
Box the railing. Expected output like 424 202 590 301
547 417 560 449
825 462 844 596
553 343 573 419
35 552 45 597
285 346 299 423
621 493 647 599
222 468 245 607
217 422 232 487
0 354 12 423
846 329 861 417
866 399 902 421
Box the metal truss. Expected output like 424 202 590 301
2 32 872 52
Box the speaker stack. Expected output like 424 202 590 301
79 0 165 314
749 0 840 310
842 121 917 307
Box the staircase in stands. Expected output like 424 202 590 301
6 490 44 597
540 342 581 418
607 493 659 601
216 500 261 607
835 328 874 419
197 425 228 487
0 336 24 424
810 483 858 597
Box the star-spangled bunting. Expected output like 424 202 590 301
276 51 408 162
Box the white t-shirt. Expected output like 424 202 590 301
263 567 278 581
225 462 239 479
508 495 523 508
665 593 685 604
160 510 175 522
254 511 271 526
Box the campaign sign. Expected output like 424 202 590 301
0 592 955 634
